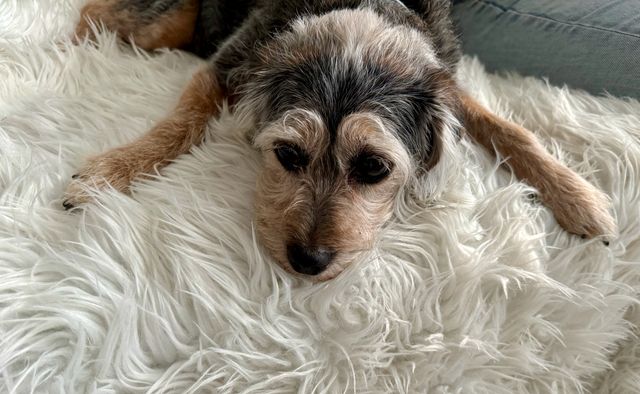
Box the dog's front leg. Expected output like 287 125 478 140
458 92 616 239
63 66 223 208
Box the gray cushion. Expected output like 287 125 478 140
452 0 640 99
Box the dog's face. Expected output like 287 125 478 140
253 110 411 280
244 8 458 280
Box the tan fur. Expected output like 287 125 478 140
253 110 330 158
458 92 616 238
74 0 197 50
64 67 222 205
136 2 198 49
254 113 409 281
75 1 117 40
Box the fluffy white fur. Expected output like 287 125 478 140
1 1 640 393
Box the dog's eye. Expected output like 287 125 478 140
351 154 391 184
274 143 309 172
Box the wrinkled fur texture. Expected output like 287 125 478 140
2 1 640 392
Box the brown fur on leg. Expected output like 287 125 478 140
74 0 198 50
458 92 616 239
63 66 222 207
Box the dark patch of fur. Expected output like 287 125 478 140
257 54 443 163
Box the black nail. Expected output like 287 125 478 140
63 200 74 210
581 234 587 239
603 240 610 247
71 174 79 179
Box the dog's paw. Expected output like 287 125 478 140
72 14 97 45
544 170 616 240
63 148 140 210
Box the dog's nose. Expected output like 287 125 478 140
286 243 334 275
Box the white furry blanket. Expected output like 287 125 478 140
1 1 640 393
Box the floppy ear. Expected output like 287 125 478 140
457 91 616 239
405 71 467 202
407 103 462 202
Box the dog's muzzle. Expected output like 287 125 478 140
286 243 335 275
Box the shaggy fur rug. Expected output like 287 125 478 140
1 1 640 393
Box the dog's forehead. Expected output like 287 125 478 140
254 109 383 151
249 7 455 167
257 58 439 146
288 8 440 66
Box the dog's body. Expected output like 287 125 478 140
66 0 616 280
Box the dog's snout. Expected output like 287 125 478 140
287 243 334 275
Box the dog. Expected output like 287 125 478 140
64 0 616 281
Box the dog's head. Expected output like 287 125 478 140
241 8 459 280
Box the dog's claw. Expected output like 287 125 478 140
64 147 137 209
603 240 610 247
62 200 74 210
545 171 617 240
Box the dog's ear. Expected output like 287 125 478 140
407 105 462 202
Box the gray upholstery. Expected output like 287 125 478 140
452 0 640 99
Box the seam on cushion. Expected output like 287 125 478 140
473 0 640 39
